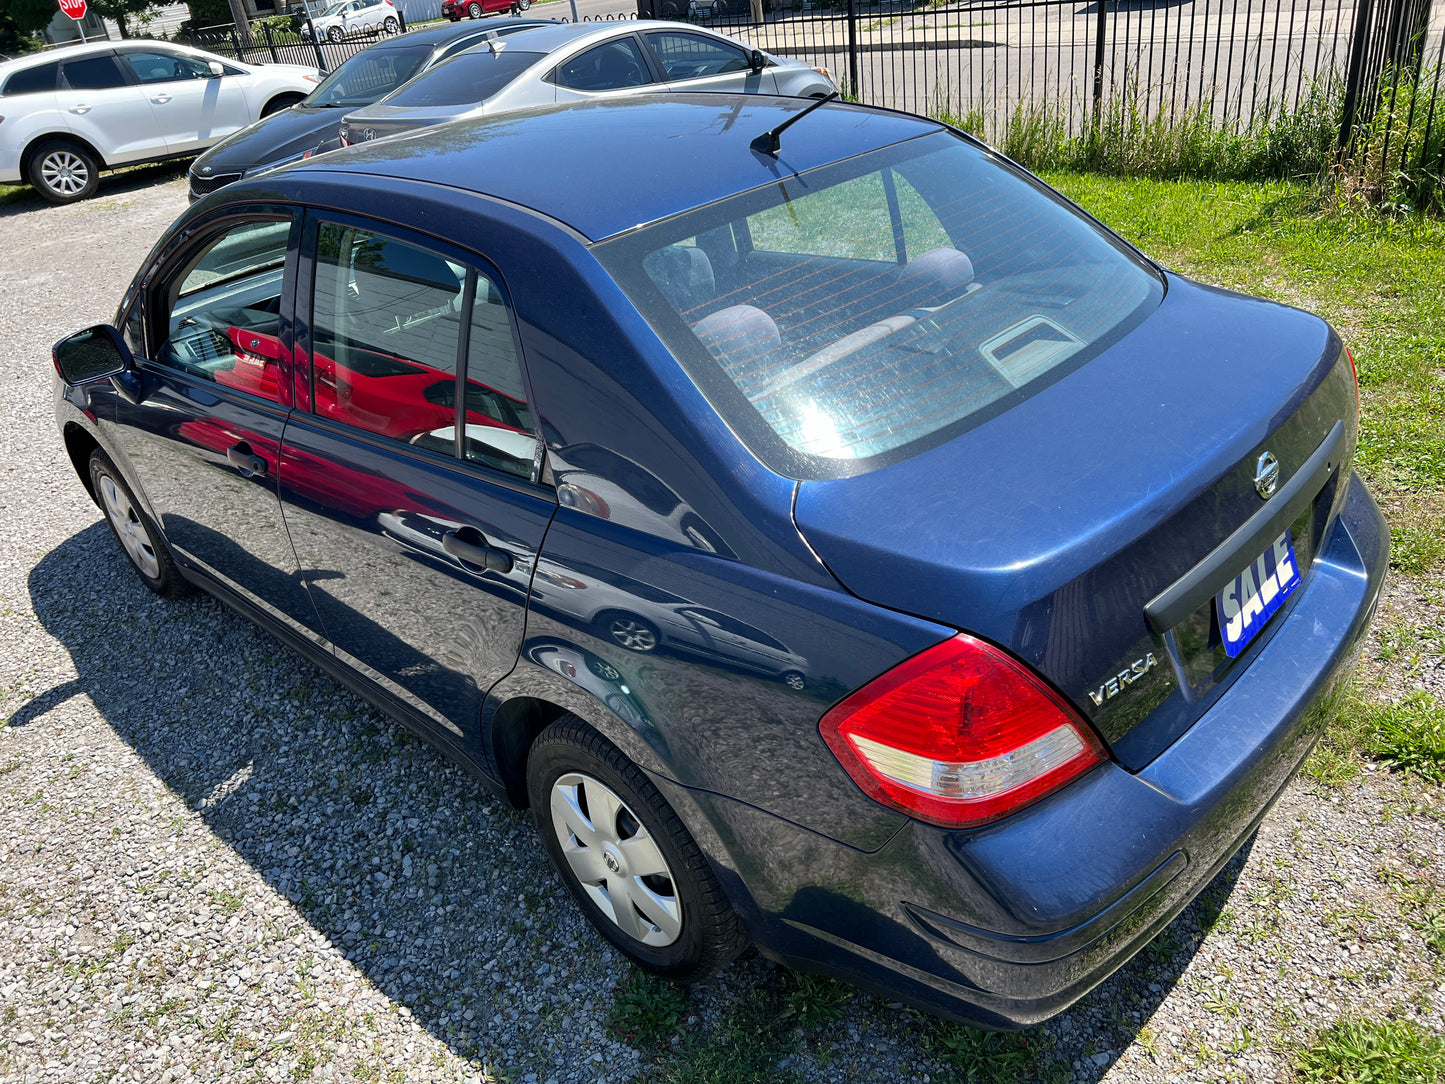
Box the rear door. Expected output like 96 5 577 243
280 214 554 745
55 52 165 164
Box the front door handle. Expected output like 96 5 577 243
152 94 172 104
69 105 91 114
443 529 513 574
226 444 266 478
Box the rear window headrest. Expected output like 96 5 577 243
644 245 716 316
692 304 780 376
900 246 974 290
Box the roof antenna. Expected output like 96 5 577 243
750 92 839 156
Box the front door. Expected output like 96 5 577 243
118 50 255 155
106 211 326 643
280 216 554 745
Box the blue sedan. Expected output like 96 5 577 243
51 94 1386 1027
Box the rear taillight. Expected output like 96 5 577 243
1344 345 1360 411
820 634 1107 829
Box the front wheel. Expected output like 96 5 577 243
28 140 99 204
89 450 188 598
527 716 745 980
600 612 659 653
467 0 482 14
514 0 531 10
327 24 344 40
260 93 304 117
382 14 398 31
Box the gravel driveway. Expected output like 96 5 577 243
1 172 1442 1084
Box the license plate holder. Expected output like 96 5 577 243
1216 528 1302 658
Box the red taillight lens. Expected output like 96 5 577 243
820 634 1107 829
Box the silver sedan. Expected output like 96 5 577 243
338 20 836 146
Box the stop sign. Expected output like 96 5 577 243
58 0 87 20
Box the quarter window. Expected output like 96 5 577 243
310 223 538 480
2 62 60 96
155 217 294 404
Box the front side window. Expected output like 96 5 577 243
643 31 748 81
552 38 652 91
596 132 1163 477
123 50 212 84
61 55 128 91
155 217 294 404
310 223 538 479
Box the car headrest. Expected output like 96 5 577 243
692 305 781 380
900 246 975 291
644 245 716 316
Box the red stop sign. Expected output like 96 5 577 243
58 0 88 20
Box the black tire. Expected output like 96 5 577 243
88 450 188 598
28 140 99 204
782 670 806 691
327 24 344 41
599 611 659 653
527 716 745 981
382 14 398 31
260 93 304 117
466 1 482 15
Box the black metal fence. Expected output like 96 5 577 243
184 0 1444 205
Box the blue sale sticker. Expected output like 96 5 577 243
1216 529 1302 658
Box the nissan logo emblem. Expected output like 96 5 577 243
1255 451 1281 499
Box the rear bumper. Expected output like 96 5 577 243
655 471 1386 1026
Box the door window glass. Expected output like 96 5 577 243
310 224 538 479
644 32 748 80
155 218 293 403
553 38 652 91
123 51 212 84
61 55 128 91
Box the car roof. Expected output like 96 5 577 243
469 19 689 53
361 16 557 50
286 94 944 242
0 40 238 75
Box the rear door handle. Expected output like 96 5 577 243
152 94 172 104
226 444 266 478
69 105 91 114
443 529 513 574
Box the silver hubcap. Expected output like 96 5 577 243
609 618 656 652
549 773 681 947
99 474 160 580
41 150 89 196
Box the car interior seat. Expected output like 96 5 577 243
644 245 716 318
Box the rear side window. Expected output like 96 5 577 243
2 62 60 95
595 132 1163 478
61 55 128 91
552 38 652 91
381 48 544 108
310 223 538 479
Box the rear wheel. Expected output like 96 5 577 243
327 24 343 40
382 14 398 31
515 0 531 9
88 450 187 598
28 140 98 204
527 716 745 980
600 612 658 653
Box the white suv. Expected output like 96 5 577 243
0 42 320 204
300 0 400 42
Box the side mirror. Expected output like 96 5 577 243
749 49 766 74
208 60 225 77
53 324 132 387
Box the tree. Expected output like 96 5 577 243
5 0 61 37
87 0 163 37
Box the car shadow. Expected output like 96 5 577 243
25 522 633 1075
27 521 1254 1078
0 160 190 218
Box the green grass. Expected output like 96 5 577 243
1307 688 1445 787
1044 173 1445 574
1296 1017 1445 1083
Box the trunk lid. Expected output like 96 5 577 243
794 275 1358 769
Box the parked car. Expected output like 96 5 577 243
52 94 1386 1026
187 18 556 201
337 21 835 146
442 0 532 20
300 0 400 41
0 42 320 204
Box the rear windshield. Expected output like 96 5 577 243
380 48 543 108
595 132 1163 479
307 45 429 106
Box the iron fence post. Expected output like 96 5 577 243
1338 0 1376 150
263 22 279 62
846 0 858 99
1090 0 1108 132
308 20 328 71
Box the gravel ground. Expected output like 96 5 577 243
1 171 1443 1084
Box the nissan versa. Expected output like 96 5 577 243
51 95 1386 1027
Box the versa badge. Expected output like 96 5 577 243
1088 653 1158 706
